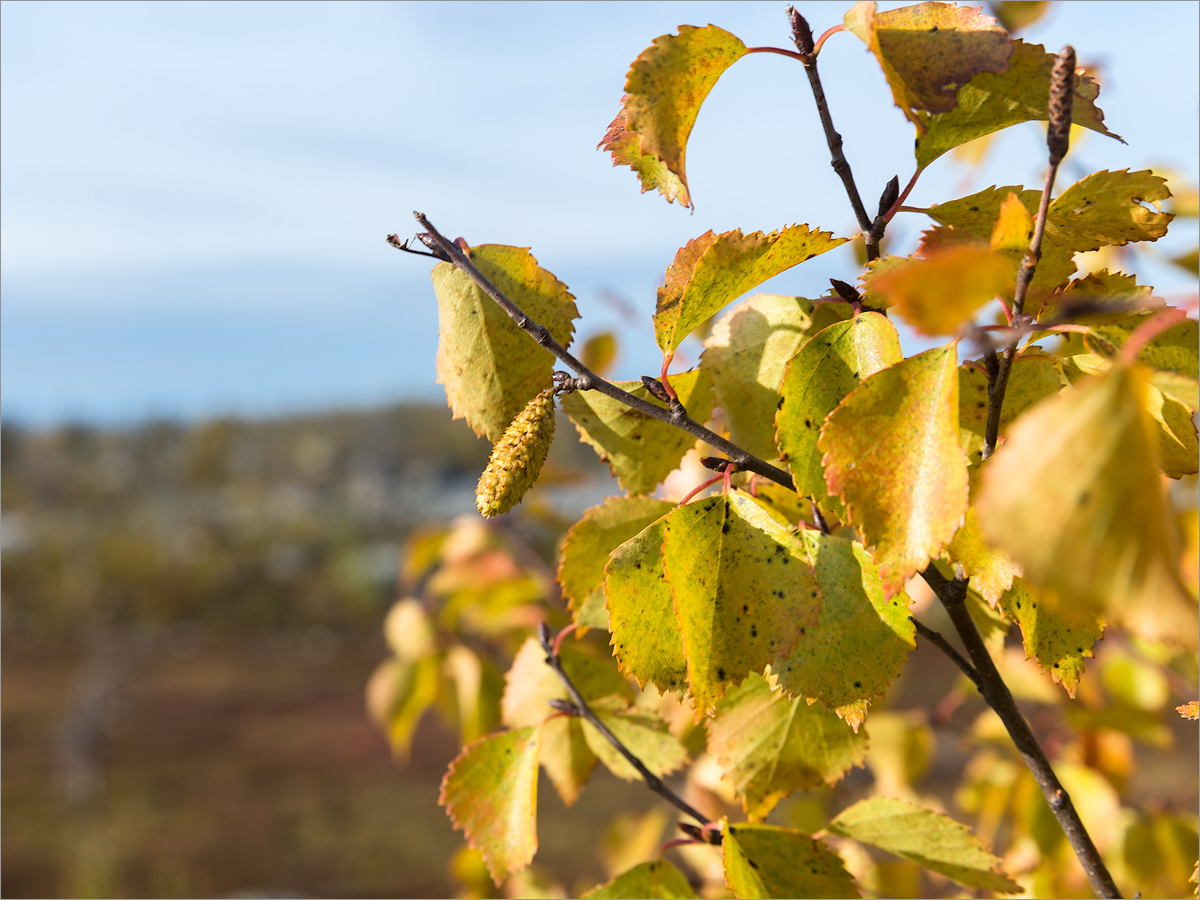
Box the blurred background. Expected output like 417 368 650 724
2 1 1197 898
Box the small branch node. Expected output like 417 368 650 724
640 376 673 404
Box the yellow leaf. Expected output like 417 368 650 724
598 103 691 208
868 246 1012 335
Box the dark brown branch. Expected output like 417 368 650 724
910 616 982 691
785 7 878 260
412 212 796 491
537 623 713 831
921 567 1122 899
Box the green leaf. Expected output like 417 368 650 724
439 726 542 886
599 102 691 208
999 578 1105 699
958 351 1064 467
828 796 1021 893
558 497 675 627
663 491 821 716
606 516 690 695
976 363 1198 648
431 245 578 441
583 708 690 783
1050 170 1173 250
621 25 747 207
583 860 696 900
767 532 916 731
820 345 968 598
708 674 868 821
654 227 848 359
1088 314 1199 382
722 821 859 899
844 0 1013 129
703 294 853 461
776 313 903 515
915 39 1122 169
561 369 713 495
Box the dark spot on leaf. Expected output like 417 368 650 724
800 627 806 635
1053 662 1060 668
742 604 749 613
782 557 790 565
635 562 642 569
717 667 726 680
929 24 938 31
854 681 862 688
810 590 817 597
748 859 760 870
723 521 730 534
853 372 859 379
751 626 758 637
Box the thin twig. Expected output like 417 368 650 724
785 7 877 259
412 212 796 490
920 567 1122 898
537 623 714 832
910 616 982 691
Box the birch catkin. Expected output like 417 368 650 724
475 389 556 517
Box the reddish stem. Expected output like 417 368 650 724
812 23 845 55
679 474 723 507
1118 307 1187 365
552 623 579 657
659 355 679 402
744 45 806 62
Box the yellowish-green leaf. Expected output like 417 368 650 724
767 532 915 731
599 103 691 208
366 654 442 762
562 368 713 495
583 708 689 783
558 497 674 626
501 637 631 730
990 1 1050 34
1088 314 1199 382
946 506 1021 605
432 245 578 441
535 715 596 808
916 39 1122 169
708 674 868 821
583 860 696 900
1051 169 1173 250
722 821 859 899
829 796 1021 893
977 363 1198 648
663 491 821 716
622 25 747 206
655 227 848 357
844 0 1012 129
606 517 689 695
868 246 1013 336
1036 269 1160 324
820 345 968 597
580 332 618 377
777 313 903 515
958 351 1063 466
999 578 1104 699
703 294 853 460
439 726 542 886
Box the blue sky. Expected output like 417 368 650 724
2 1 1197 426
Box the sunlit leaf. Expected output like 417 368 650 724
561 369 713 495
844 0 1012 129
558 497 675 627
767 531 915 731
867 245 1012 336
828 796 1021 893
946 506 1021 605
621 25 747 206
440 726 542 886
703 294 853 461
366 654 442 762
1088 314 1199 382
916 39 1122 168
501 637 632 730
581 332 618 376
708 674 868 821
583 708 690 783
599 103 691 208
664 492 822 716
722 821 859 899
999 578 1104 699
431 245 578 441
583 860 696 900
1051 170 1173 250
606 516 690 695
989 1 1050 34
976 363 1198 648
820 345 968 597
776 313 903 515
1036 269 1161 324
655 227 848 358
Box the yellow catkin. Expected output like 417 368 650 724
475 389 556 517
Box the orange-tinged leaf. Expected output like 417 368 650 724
1178 701 1199 721
501 637 631 731
999 578 1104 699
868 246 1012 336
622 25 747 207
776 313 903 513
946 506 1021 605
663 492 821 716
767 531 915 731
844 0 1013 130
440 726 542 886
820 345 969 597
599 104 691 208
655 227 848 357
721 821 859 899
976 363 1198 648
432 245 578 441
915 39 1122 169
708 674 868 821
606 516 689 695
703 294 854 461
584 859 696 900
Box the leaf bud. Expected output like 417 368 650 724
1047 46 1076 165
877 175 900 219
786 6 814 56
641 376 673 403
475 389 556 518
830 279 862 306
